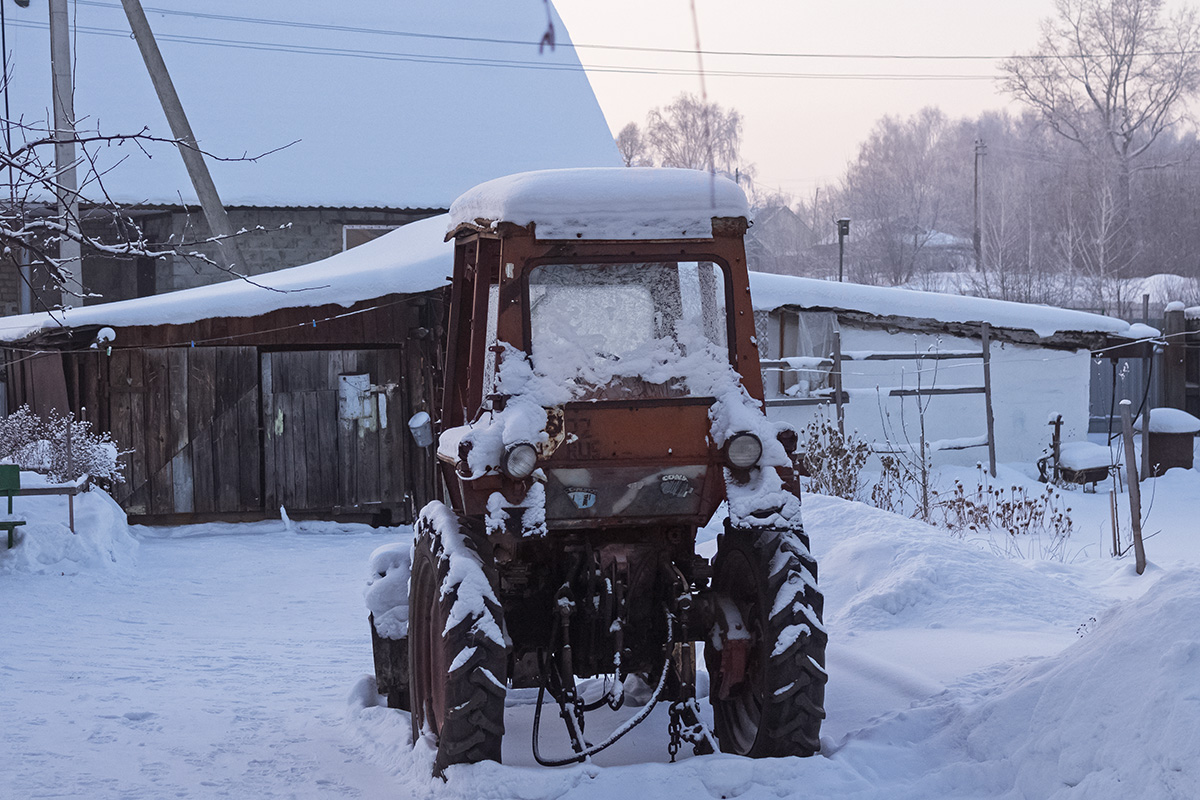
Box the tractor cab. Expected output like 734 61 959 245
438 168 767 534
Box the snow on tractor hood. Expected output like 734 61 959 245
447 168 750 241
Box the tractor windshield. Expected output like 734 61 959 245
528 261 731 401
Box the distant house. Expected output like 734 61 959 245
5 1 620 313
807 220 974 283
745 205 813 275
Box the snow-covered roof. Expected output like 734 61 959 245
8 1 620 208
447 168 749 240
0 214 454 343
749 273 1133 339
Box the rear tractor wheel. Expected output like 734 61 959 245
409 502 507 774
705 525 827 757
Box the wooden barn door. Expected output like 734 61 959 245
109 346 261 517
261 349 407 518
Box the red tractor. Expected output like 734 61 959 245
369 168 826 774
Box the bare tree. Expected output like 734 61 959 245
615 122 651 167
1001 0 1200 273
842 108 954 285
2 115 282 314
644 93 748 178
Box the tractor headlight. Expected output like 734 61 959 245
502 442 538 480
725 432 763 469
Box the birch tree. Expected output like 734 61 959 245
1001 0 1200 276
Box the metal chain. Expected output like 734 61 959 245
667 702 682 762
670 699 718 757
572 691 587 739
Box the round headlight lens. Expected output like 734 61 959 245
502 442 538 480
725 432 763 469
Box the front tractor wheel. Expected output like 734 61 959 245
705 526 828 757
409 503 507 774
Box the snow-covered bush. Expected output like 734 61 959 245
800 407 870 501
0 406 126 485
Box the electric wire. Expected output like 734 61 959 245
4 19 996 81
62 0 1200 64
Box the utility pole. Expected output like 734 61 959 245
836 218 850 282
49 0 79 305
119 0 243 272
973 138 986 272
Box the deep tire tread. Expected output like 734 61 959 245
410 506 507 774
707 525 828 758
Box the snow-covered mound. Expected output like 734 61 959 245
842 567 1200 799
0 480 136 574
366 540 412 639
807 494 1099 632
1135 407 1200 435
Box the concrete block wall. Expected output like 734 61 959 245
144 207 442 295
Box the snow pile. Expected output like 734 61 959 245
1135 407 1200 434
0 479 136 574
1124 321 1161 339
807 494 1100 631
1057 441 1116 471
448 168 749 240
888 567 1200 799
365 541 412 639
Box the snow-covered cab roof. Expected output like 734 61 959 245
446 168 750 241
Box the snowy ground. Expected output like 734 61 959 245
2 458 1198 800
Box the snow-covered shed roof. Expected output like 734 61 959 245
447 168 749 240
0 214 455 344
749 273 1134 342
8 1 620 208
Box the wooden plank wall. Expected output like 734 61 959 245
262 348 408 518
108 346 261 516
29 293 447 522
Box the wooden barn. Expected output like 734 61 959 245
0 217 454 525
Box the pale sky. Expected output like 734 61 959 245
554 1 1055 198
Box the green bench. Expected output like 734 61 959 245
1 464 27 549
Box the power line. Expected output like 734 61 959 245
7 20 995 81
65 0 1200 64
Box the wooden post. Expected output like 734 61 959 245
65 413 75 533
1109 487 1120 557
1119 400 1146 574
1140 408 1151 482
981 323 997 478
49 0 79 302
831 319 845 437
1162 305 1186 410
1049 414 1063 484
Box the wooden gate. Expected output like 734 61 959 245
109 346 262 517
261 349 408 518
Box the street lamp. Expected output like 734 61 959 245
836 218 850 282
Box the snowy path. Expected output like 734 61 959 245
1 524 398 799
